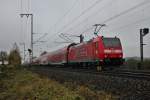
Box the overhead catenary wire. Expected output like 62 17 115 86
47 0 150 49
34 33 48 43
25 17 28 44
45 0 79 43
64 0 114 34
19 0 31 43
52 0 79 32
104 3 150 33
59 33 74 42
20 0 23 13
102 0 150 24
78 0 150 36
20 0 23 40
59 34 71 42
46 0 104 44
60 33 74 42
109 16 150 33
54 0 104 36
27 0 29 12
54 41 73 44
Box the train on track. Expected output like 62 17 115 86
32 36 124 71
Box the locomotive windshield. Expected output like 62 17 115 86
102 38 121 47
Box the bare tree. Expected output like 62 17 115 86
8 43 21 65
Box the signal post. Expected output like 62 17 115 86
139 28 149 68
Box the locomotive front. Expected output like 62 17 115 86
101 37 124 65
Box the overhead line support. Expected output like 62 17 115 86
20 13 33 63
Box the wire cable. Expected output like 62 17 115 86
46 0 79 43
110 16 150 32
20 0 23 41
34 33 48 43
65 0 114 34
47 0 150 47
46 0 103 43
20 0 23 13
28 0 29 12
55 0 104 35
79 0 150 36
53 0 79 31
102 0 150 24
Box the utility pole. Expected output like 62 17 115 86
140 29 144 62
20 14 33 63
139 28 149 66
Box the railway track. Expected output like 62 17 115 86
27 65 150 99
29 65 150 80
101 70 150 80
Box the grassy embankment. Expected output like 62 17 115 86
0 65 115 100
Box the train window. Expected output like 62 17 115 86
102 38 121 47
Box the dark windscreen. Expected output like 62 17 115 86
102 38 121 47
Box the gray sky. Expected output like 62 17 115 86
0 0 150 59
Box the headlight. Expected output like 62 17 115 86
104 49 111 53
114 50 122 53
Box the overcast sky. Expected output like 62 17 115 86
0 0 150 59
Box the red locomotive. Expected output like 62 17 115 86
33 36 124 70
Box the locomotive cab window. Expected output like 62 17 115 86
102 38 121 47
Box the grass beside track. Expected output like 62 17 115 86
0 65 115 100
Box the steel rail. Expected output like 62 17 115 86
29 65 150 80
